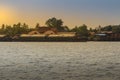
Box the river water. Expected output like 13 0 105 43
0 42 120 80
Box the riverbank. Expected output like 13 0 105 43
0 36 88 42
0 38 119 42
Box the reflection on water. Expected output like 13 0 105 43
0 42 120 80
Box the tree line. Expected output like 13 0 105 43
0 17 120 37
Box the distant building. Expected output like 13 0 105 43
95 34 107 36
28 26 58 35
57 32 76 37
21 34 45 37
28 31 40 35
44 30 56 35
100 31 113 34
0 35 5 38
89 32 95 35
21 26 76 38
94 31 120 41
0 35 6 41
37 26 58 34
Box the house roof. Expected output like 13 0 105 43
101 31 113 34
37 27 57 33
28 30 40 35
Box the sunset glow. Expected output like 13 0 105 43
0 6 16 24
0 0 120 28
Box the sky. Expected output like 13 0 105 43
0 0 120 28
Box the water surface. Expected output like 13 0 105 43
0 42 120 80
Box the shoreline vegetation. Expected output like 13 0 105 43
0 17 120 42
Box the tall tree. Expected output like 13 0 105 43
45 17 64 31
35 23 40 30
101 25 112 31
112 25 120 33
3 23 29 37
0 24 5 34
71 24 89 37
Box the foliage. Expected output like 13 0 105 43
46 17 63 27
0 23 29 37
101 25 112 31
71 24 89 37
45 17 69 31
35 23 40 30
100 25 120 33
112 25 120 33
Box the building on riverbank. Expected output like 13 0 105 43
19 27 77 41
21 32 76 38
93 31 120 41
36 26 58 34
24 26 76 38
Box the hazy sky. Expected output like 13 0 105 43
0 0 120 28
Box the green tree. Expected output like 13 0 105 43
62 26 70 32
100 25 120 33
101 25 112 31
45 17 64 31
89 28 93 32
35 23 40 30
4 25 13 36
71 24 89 37
3 23 29 37
0 24 6 34
112 25 120 33
22 23 29 33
